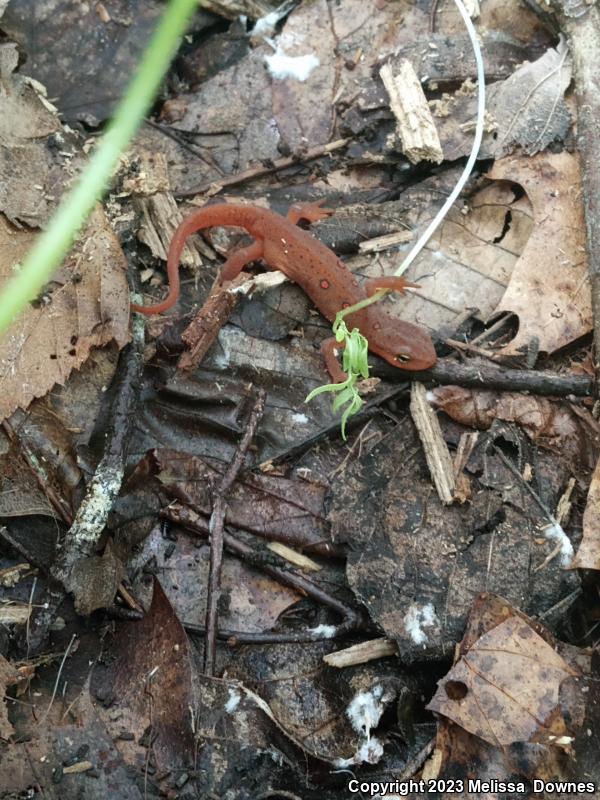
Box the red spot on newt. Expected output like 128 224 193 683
130 203 436 377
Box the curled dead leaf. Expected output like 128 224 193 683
430 385 600 471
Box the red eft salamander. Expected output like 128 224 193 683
131 201 437 381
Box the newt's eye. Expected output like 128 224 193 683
395 353 411 363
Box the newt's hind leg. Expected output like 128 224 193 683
219 240 264 282
321 337 347 383
287 199 334 226
364 276 420 297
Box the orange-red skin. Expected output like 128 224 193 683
131 203 436 374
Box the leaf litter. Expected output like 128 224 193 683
0 0 599 796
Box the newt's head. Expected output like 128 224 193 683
370 318 437 372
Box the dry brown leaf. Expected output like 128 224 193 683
0 207 130 422
427 615 578 746
430 385 600 470
90 578 197 773
571 457 600 570
0 42 84 228
490 41 572 157
489 152 590 355
363 172 533 334
436 41 572 161
0 653 19 740
427 593 595 790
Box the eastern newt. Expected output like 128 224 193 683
131 201 437 381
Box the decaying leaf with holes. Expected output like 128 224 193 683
427 615 579 746
425 593 596 787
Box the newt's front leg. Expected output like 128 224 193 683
287 200 334 226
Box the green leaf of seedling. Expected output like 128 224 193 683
340 392 363 440
305 318 369 440
332 384 357 413
305 375 351 403
342 328 369 379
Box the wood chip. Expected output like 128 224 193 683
410 382 456 504
323 637 397 667
267 542 321 572
379 60 444 165
358 229 413 254
63 760 93 775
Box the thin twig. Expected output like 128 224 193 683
395 735 437 780
144 118 225 176
25 576 37 661
494 446 560 526
161 501 345 559
175 138 350 198
376 356 594 398
444 337 504 361
203 389 266 674
470 312 513 345
430 0 442 32
36 633 76 726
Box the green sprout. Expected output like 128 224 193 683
305 320 369 440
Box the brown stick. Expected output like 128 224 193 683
547 0 600 391
175 138 350 199
178 273 247 372
203 389 266 674
161 501 345 559
375 356 593 398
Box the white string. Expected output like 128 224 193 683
393 0 486 277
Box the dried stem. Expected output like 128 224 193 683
203 389 266 674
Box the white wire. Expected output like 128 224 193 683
393 0 486 277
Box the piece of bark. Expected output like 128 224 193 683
358 230 413 254
125 151 206 270
379 60 444 165
323 638 397 668
410 382 456 504
178 272 268 371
